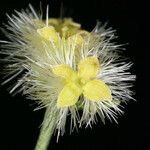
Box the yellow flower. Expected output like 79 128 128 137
52 56 112 108
36 22 112 108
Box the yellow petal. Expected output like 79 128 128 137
52 64 77 80
63 18 81 29
37 26 58 43
57 82 82 108
78 57 100 80
68 34 84 47
48 18 60 26
83 79 112 101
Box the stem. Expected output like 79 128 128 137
34 108 58 150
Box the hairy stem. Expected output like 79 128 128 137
34 107 58 150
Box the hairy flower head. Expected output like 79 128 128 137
0 5 135 145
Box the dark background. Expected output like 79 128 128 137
0 0 149 150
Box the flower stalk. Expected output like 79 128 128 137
35 107 58 150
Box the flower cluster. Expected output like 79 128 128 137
0 5 135 150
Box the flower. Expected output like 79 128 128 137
0 5 135 150
52 56 112 108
